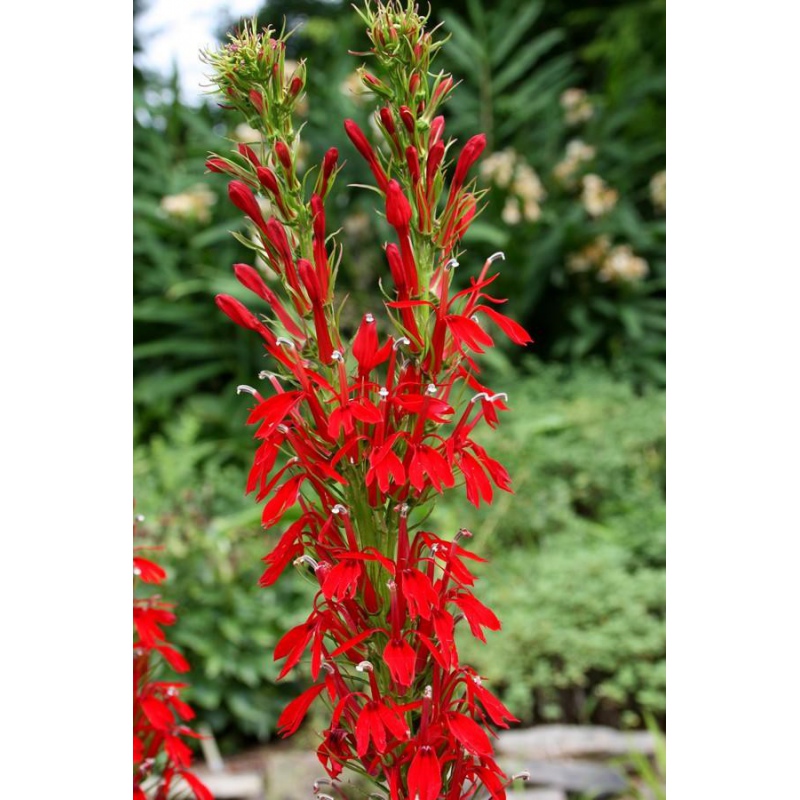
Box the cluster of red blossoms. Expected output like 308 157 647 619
134 529 211 800
203 4 532 799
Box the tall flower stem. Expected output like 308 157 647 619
203 3 533 799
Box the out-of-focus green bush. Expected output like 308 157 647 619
458 542 665 729
432 357 666 564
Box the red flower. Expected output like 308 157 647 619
384 636 416 687
133 556 166 584
407 745 442 800
277 681 327 737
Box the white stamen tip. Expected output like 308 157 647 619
294 555 319 570
444 258 459 271
355 660 374 672
393 336 411 350
320 661 335 675
488 251 505 263
489 392 508 403
379 387 389 398
317 793 335 800
426 383 437 395
395 502 410 517
331 504 348 515
237 384 258 396
313 779 332 793
456 528 473 540
423 685 433 699
135 514 145 522
470 392 489 403
258 370 273 379
133 567 142 576
276 337 295 348
276 424 289 434
331 350 344 362
512 772 530 782
365 313 375 323
387 579 397 591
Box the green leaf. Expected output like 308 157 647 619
491 0 545 66
492 30 564 95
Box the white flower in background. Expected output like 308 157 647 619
481 152 546 223
598 245 649 283
160 185 217 224
650 170 666 212
512 163 546 203
512 163 546 222
553 139 596 185
480 149 517 188
560 88 594 125
566 235 611 274
581 174 618 217
501 196 522 225
257 196 272 218
343 211 371 240
233 122 262 144
566 139 596 162
522 199 542 222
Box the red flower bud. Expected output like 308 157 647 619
274 141 294 180
405 146 420 185
430 116 445 147
215 294 272 343
399 105 415 135
256 166 279 195
256 166 290 217
249 89 264 113
432 77 453 105
362 72 383 89
385 243 407 295
452 133 487 191
409 73 421 95
205 157 230 174
228 180 267 232
237 142 261 167
233 263 271 302
379 107 396 136
426 140 445 187
344 118 376 164
385 180 412 232
344 119 388 191
317 147 339 197
297 257 321 303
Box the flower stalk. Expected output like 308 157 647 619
202 3 533 799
